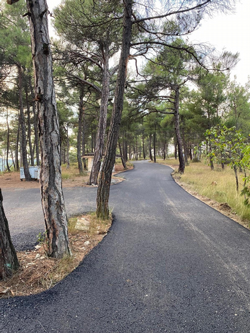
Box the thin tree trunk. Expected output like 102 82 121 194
25 82 34 166
26 0 70 258
0 189 19 280
77 86 84 174
124 134 128 162
118 139 127 169
82 109 87 170
153 127 156 163
15 112 20 171
174 87 185 173
135 137 138 160
142 134 146 159
88 47 110 185
6 108 10 172
11 150 15 170
149 135 153 161
163 142 166 160
174 140 178 160
96 0 132 219
29 77 40 166
66 123 70 169
18 66 31 180
209 140 214 170
234 165 239 192
189 146 192 160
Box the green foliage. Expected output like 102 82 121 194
205 125 246 168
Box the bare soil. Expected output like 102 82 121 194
0 164 132 190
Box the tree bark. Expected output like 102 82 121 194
174 87 185 173
149 135 153 161
153 128 156 163
15 112 20 171
124 133 128 162
82 109 87 170
29 77 40 166
26 0 70 258
6 108 11 172
77 86 84 174
66 123 70 169
234 165 239 192
25 82 34 166
18 65 31 180
118 139 127 169
96 0 132 219
88 46 110 185
0 189 19 280
142 134 146 159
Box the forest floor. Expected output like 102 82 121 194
158 158 250 230
0 213 112 299
0 162 133 189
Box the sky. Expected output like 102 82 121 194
47 0 250 86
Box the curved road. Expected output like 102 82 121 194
1 161 250 332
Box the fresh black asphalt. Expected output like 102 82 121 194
1 161 250 332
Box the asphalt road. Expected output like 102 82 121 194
1 161 250 332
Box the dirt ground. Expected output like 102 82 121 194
0 164 131 190
0 213 112 299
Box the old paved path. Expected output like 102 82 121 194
1 161 250 332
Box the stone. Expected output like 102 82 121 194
75 217 90 231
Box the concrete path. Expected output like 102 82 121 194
1 161 250 332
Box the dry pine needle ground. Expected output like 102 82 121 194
0 213 112 299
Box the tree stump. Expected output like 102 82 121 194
0 189 19 280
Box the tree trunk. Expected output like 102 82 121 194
234 165 239 192
29 77 40 166
66 123 70 169
25 82 34 166
118 139 127 169
82 109 87 170
142 134 146 159
15 112 20 171
26 0 70 258
77 86 84 174
153 128 156 163
208 140 214 170
174 87 185 173
163 142 166 160
0 189 19 280
149 135 153 161
18 65 31 180
174 139 178 160
124 134 128 162
96 0 132 219
189 146 192 160
6 108 11 172
88 47 110 185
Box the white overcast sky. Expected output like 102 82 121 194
47 0 250 86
